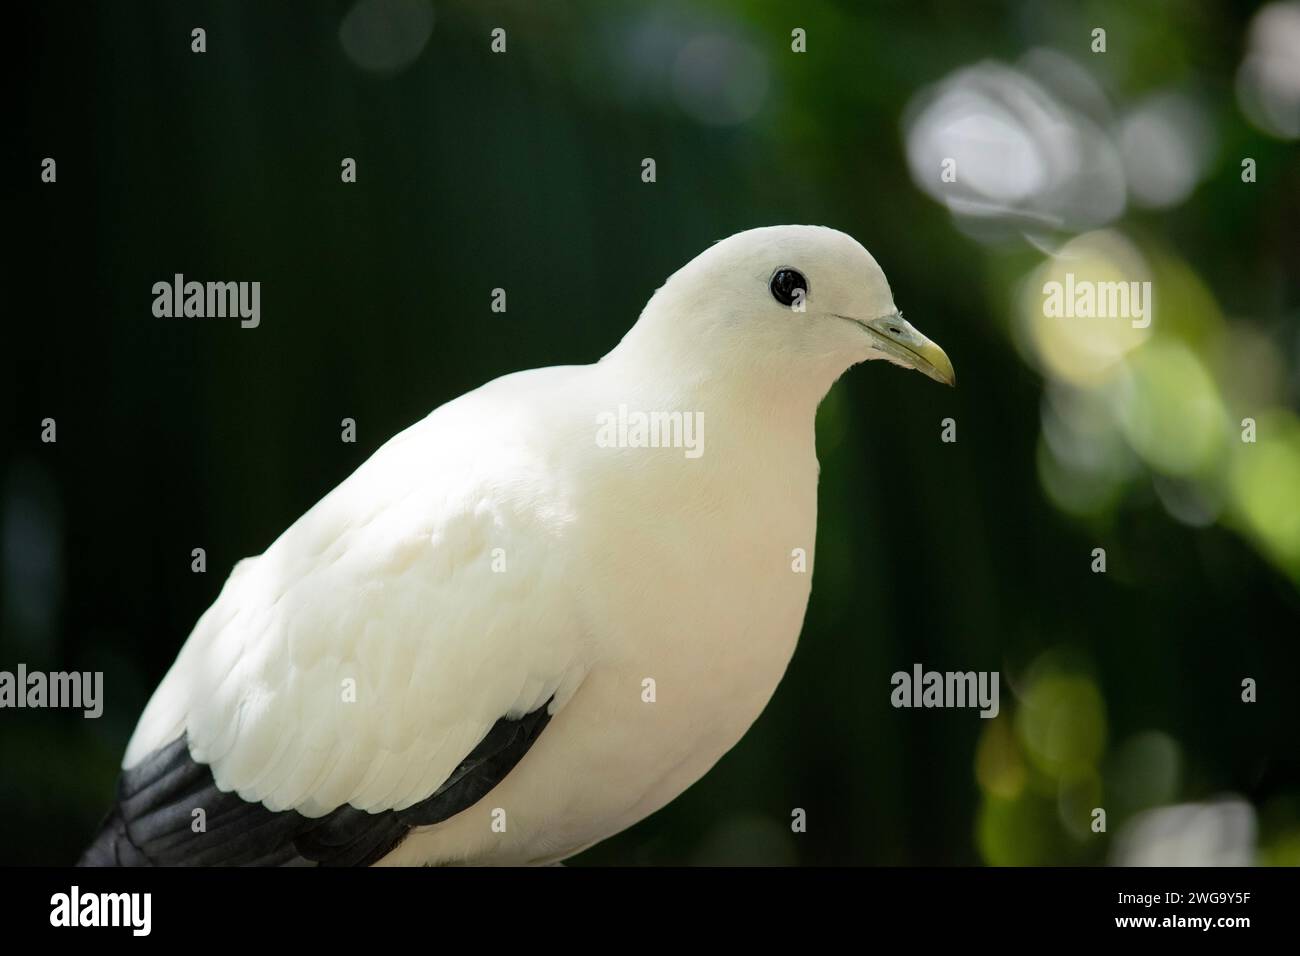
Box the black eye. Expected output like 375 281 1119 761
769 268 807 307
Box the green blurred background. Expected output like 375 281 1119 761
5 0 1299 865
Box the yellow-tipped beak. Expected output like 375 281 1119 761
856 314 956 387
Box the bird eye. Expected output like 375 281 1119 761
769 268 807 307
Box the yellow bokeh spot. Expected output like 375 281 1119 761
976 787 1087 865
1016 674 1107 780
1115 340 1228 477
975 715 1027 799
1018 231 1154 386
1227 410 1300 573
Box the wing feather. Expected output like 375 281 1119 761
86 375 589 865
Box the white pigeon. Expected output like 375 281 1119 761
81 224 954 866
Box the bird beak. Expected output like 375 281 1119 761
853 314 956 387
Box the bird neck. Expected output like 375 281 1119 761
601 311 838 429
596 340 830 463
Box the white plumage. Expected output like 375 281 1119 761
108 225 953 865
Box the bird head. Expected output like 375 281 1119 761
621 225 955 394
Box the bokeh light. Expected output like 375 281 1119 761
1236 1 1300 140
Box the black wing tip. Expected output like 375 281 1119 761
78 697 555 867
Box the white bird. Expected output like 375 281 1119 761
80 225 954 866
